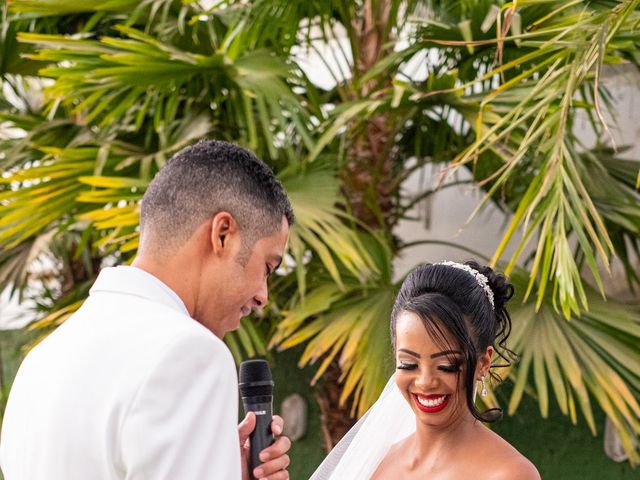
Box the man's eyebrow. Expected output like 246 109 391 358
398 348 421 358
430 350 462 359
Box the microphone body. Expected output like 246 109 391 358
239 360 275 479
243 394 274 471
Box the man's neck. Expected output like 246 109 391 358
132 253 197 318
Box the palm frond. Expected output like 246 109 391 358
281 164 379 294
17 23 314 162
272 278 396 417
442 1 639 316
507 267 640 464
8 0 195 37
9 0 141 16
271 234 393 416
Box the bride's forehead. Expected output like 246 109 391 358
395 311 457 351
395 312 431 335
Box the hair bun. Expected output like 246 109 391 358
464 261 514 311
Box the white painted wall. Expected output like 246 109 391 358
0 289 35 329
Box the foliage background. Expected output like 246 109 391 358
0 0 639 474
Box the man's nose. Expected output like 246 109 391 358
253 282 269 310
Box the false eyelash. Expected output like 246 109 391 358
397 363 417 371
438 364 462 373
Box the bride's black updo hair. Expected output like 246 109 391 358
390 260 516 423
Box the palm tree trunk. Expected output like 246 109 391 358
342 0 396 232
317 0 398 449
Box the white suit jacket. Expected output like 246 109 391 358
1 266 241 479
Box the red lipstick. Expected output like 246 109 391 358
413 393 449 413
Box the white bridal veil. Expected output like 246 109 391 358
309 375 415 479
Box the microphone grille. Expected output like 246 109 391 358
239 359 274 397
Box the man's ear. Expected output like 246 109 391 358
210 211 238 255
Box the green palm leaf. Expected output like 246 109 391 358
17 23 314 161
281 165 379 294
272 279 396 417
271 234 393 416
9 0 140 16
432 0 640 316
508 268 640 463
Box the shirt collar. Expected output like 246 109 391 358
90 266 190 317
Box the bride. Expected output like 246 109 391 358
311 261 540 479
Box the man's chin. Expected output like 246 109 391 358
203 318 238 339
229 314 244 331
204 313 244 338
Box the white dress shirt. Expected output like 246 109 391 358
1 266 242 479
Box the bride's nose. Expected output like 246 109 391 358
414 368 438 390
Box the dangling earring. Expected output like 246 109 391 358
480 375 487 397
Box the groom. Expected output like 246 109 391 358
1 140 293 479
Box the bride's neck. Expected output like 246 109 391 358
411 411 481 465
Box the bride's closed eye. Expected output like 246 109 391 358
397 362 461 372
397 362 417 370
437 363 462 373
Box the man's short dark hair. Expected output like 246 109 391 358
139 140 294 260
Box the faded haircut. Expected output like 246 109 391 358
139 139 294 261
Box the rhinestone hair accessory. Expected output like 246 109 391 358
436 261 495 309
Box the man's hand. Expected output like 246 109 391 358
239 412 291 480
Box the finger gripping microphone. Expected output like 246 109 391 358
239 359 275 478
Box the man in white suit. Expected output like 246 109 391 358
1 140 293 479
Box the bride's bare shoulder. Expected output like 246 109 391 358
478 427 540 480
370 435 413 479
488 456 540 480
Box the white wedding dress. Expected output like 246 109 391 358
309 375 415 479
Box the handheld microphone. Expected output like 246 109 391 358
239 359 275 478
